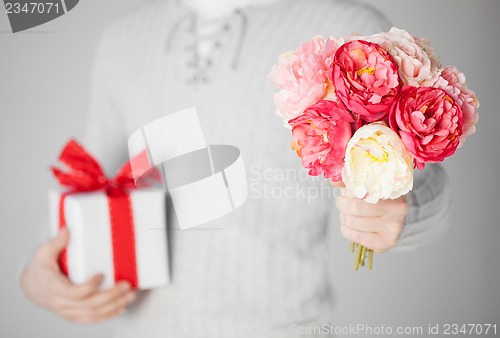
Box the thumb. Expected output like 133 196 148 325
43 228 69 259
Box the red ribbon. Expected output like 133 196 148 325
52 139 140 288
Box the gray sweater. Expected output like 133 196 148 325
83 0 451 336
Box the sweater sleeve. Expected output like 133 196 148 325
393 163 452 252
82 27 129 176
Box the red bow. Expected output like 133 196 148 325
51 139 137 194
52 139 143 288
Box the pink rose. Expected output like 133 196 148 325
433 66 479 146
269 36 343 124
332 40 401 123
364 28 440 86
289 100 354 182
389 86 463 169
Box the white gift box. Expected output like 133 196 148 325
49 189 169 290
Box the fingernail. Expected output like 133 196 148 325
119 282 131 291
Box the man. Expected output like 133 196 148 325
21 0 451 337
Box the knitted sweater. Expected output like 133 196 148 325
83 0 451 337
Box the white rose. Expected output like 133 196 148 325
342 123 414 204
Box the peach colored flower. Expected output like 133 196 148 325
332 40 401 122
389 86 463 169
269 36 343 124
289 100 353 182
433 66 479 146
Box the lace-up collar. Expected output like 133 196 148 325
166 2 248 86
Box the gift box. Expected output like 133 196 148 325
49 140 169 289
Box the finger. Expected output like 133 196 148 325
93 305 128 323
62 274 104 300
48 273 102 307
39 228 69 261
340 213 402 237
58 282 131 316
339 213 383 233
336 196 406 218
340 225 382 251
336 196 381 217
340 225 397 253
64 287 135 323
80 282 132 310
59 304 127 324
48 270 77 301
92 291 135 320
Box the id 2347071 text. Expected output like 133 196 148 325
5 2 61 14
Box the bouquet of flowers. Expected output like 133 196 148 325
269 28 479 269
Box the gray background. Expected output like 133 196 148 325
1 0 499 337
